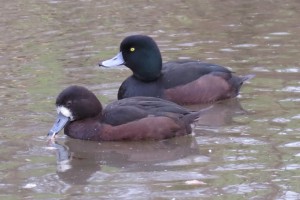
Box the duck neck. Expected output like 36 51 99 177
132 57 162 82
133 71 162 82
64 113 104 141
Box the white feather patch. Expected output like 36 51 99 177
57 106 74 120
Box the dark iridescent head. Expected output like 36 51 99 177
101 35 163 81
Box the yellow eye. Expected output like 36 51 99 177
130 47 135 52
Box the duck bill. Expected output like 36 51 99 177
99 52 125 68
47 112 70 140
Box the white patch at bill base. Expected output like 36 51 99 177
57 106 73 120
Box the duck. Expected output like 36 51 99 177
99 35 254 105
47 85 210 141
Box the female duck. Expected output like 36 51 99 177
48 85 208 141
100 35 254 105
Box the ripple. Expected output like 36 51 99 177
48 0 61 4
272 117 291 123
178 56 191 60
196 136 266 146
22 173 71 194
269 32 290 36
22 183 37 189
176 42 197 47
282 164 300 170
283 142 300 148
219 48 238 52
277 191 300 200
252 66 271 72
223 183 269 195
214 163 265 171
276 68 300 73
228 137 266 145
159 155 210 166
292 114 300 119
224 24 242 27
224 156 256 162
163 47 182 51
232 44 258 48
280 98 300 102
281 86 300 93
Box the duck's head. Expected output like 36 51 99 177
47 85 102 139
100 35 163 81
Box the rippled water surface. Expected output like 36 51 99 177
1 0 300 199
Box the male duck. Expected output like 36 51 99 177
99 35 254 105
48 85 208 141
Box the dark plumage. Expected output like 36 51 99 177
48 85 209 141
100 35 254 105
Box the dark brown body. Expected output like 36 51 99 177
65 115 192 141
49 86 203 141
118 61 254 105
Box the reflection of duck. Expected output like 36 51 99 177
187 98 249 127
51 136 199 184
48 85 211 141
100 35 254 105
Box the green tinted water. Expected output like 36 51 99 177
1 0 300 199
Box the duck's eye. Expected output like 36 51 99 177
130 47 135 52
66 100 72 107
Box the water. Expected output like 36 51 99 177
1 0 300 199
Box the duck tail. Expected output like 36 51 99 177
182 105 213 134
185 105 214 123
241 74 255 82
231 74 255 94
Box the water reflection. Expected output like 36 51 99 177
187 98 249 127
51 136 199 185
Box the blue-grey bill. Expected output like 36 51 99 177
47 112 70 139
100 52 125 67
